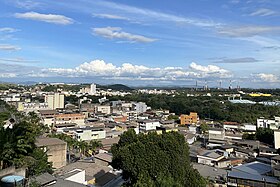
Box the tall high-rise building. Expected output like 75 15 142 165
45 93 64 109
90 83 96 95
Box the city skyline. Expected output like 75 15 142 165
0 0 280 88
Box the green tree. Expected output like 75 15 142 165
89 140 103 154
256 128 274 145
111 130 206 186
0 111 52 176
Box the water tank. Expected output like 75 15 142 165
1 175 24 187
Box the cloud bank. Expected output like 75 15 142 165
47 59 232 80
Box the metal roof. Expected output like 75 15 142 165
232 161 271 175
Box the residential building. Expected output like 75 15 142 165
63 126 106 141
180 112 198 125
241 123 256 132
95 105 112 115
17 102 49 112
35 137 67 169
55 113 85 126
138 120 160 132
39 110 58 127
197 150 224 167
90 83 97 95
134 102 147 113
223 122 241 130
208 128 225 142
45 93 65 110
257 116 280 130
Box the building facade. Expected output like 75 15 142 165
180 112 198 125
45 93 64 110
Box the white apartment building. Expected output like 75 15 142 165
2 94 21 102
90 83 97 95
95 105 112 114
134 102 147 113
257 117 280 130
138 120 160 132
66 126 106 141
17 102 49 112
45 93 64 110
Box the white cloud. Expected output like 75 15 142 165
256 73 279 82
0 73 17 78
93 13 129 20
213 57 258 63
13 0 43 9
189 62 231 78
14 12 73 25
92 27 157 43
0 44 21 51
250 8 277 17
218 26 280 37
240 36 280 47
0 58 38 63
0 27 19 33
47 59 232 80
97 1 222 28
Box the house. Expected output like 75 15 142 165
197 150 224 167
241 123 256 132
35 137 67 169
227 161 279 187
185 133 196 145
223 122 241 130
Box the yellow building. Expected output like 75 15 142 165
180 112 198 125
249 93 272 97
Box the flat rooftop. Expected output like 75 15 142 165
36 137 66 147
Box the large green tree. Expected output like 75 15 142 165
111 130 206 187
0 111 52 176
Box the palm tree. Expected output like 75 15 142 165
89 140 103 155
77 141 89 157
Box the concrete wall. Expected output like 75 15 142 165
274 131 280 149
0 167 26 178
47 143 67 169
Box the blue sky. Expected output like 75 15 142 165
0 0 280 88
